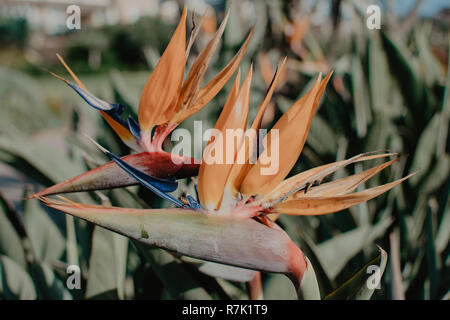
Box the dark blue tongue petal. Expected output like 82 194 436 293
61 78 129 128
86 137 204 209
127 116 141 141
186 195 202 209
103 149 184 207
66 81 116 111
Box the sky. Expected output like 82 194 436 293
202 0 450 18
392 0 450 17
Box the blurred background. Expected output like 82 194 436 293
0 0 448 300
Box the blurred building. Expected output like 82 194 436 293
0 0 162 34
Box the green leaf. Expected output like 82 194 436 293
88 289 119 300
0 255 36 300
215 278 247 300
368 33 391 113
110 69 139 113
224 1 246 49
23 194 65 263
316 218 392 280
0 195 26 267
308 114 338 155
414 24 445 87
297 257 321 300
351 54 370 138
419 154 450 195
346 0 367 17
436 195 450 254
264 274 297 300
85 226 128 299
65 215 79 268
276 215 334 295
243 0 267 57
0 129 85 186
425 202 440 299
325 246 388 300
133 242 212 300
409 113 441 185
389 231 405 299
437 35 450 157
0 67 59 135
365 113 391 159
30 263 72 300
380 31 430 125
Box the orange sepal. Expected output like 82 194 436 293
198 67 252 210
138 8 187 131
272 174 415 215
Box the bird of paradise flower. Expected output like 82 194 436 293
32 8 252 198
34 8 414 299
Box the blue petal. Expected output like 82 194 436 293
67 82 116 111
186 195 202 209
65 81 129 128
127 116 141 141
104 150 184 207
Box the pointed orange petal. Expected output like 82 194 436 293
224 58 287 198
272 173 415 215
100 111 138 149
240 72 331 197
295 158 400 198
260 152 396 205
258 52 276 87
185 12 205 59
285 71 333 122
258 53 287 89
198 67 252 210
263 155 397 222
56 53 87 90
171 11 230 123
178 28 254 123
250 58 289 135
138 8 187 131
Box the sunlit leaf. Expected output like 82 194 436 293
325 247 388 300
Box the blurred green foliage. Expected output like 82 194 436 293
65 17 175 72
0 17 28 48
0 0 448 300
